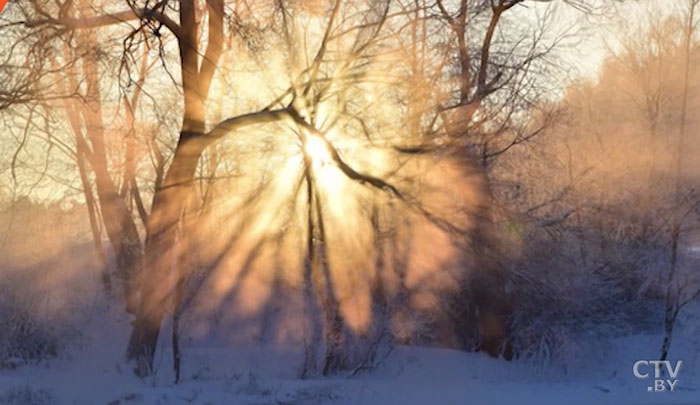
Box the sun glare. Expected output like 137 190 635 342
304 133 333 166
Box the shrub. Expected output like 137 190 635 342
0 274 65 368
0 385 54 405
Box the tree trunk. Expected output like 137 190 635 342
456 162 513 359
126 133 204 376
74 28 144 313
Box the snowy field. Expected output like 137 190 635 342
0 244 698 405
0 302 698 405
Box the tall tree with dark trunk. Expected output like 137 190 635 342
6 0 588 377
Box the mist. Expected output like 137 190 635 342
0 0 699 404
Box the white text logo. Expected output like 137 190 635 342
633 360 682 392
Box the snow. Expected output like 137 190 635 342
0 243 698 404
1 299 698 405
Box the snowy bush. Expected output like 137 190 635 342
227 371 276 397
506 214 665 371
0 274 65 368
0 385 54 405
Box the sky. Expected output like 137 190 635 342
511 0 679 80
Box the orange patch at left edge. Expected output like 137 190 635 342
0 0 8 14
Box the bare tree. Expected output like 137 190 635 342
661 0 699 363
1 0 603 378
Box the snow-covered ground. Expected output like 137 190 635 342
0 300 698 405
0 244 698 404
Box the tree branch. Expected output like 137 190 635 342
24 8 182 40
203 108 291 145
